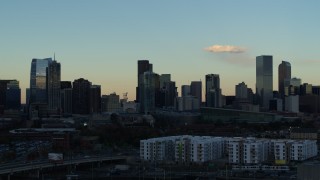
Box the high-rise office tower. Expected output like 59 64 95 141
140 71 159 113
235 82 248 100
61 88 72 115
160 74 171 88
60 81 72 115
284 78 301 96
47 60 61 113
136 60 153 102
205 74 221 107
89 85 101 114
181 85 191 97
72 78 91 114
300 83 312 95
159 81 177 107
0 80 21 113
190 81 202 106
256 55 273 109
101 93 121 113
278 61 291 97
6 80 21 110
29 58 52 104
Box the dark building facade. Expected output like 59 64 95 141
47 60 61 114
61 88 72 115
29 58 52 105
5 80 21 110
0 80 21 114
256 55 273 109
136 60 152 102
89 85 101 114
205 74 221 107
60 81 73 115
278 61 291 97
60 81 72 90
299 95 320 114
159 81 177 108
140 71 159 113
190 81 202 106
72 78 91 114
312 86 320 96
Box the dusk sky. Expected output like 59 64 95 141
1 0 320 103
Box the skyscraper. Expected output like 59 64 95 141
205 74 221 107
158 74 176 108
136 60 152 102
235 82 248 100
101 93 121 113
61 88 72 115
181 85 191 97
190 81 202 106
256 55 273 109
140 71 159 113
89 85 101 114
61 81 72 115
47 60 61 113
278 61 291 97
72 78 91 114
159 81 177 108
29 58 52 104
0 80 21 113
159 74 171 88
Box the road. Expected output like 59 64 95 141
0 155 127 175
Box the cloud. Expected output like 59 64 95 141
204 45 246 53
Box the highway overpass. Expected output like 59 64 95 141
0 155 127 179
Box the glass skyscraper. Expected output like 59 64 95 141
205 74 221 107
256 55 273 109
29 58 52 104
190 81 202 106
47 60 61 113
140 71 159 113
137 60 152 102
278 61 291 97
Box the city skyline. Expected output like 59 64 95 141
1 1 320 103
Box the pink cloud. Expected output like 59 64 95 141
204 45 246 53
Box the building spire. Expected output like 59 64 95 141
54 52 55 61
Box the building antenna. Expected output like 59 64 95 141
54 52 55 60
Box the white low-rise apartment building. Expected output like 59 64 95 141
291 140 317 161
175 135 192 163
140 136 317 165
273 140 292 164
141 135 224 163
228 137 243 164
190 136 224 163
243 139 269 164
228 137 269 164
140 136 178 162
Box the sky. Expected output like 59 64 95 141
1 0 320 103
